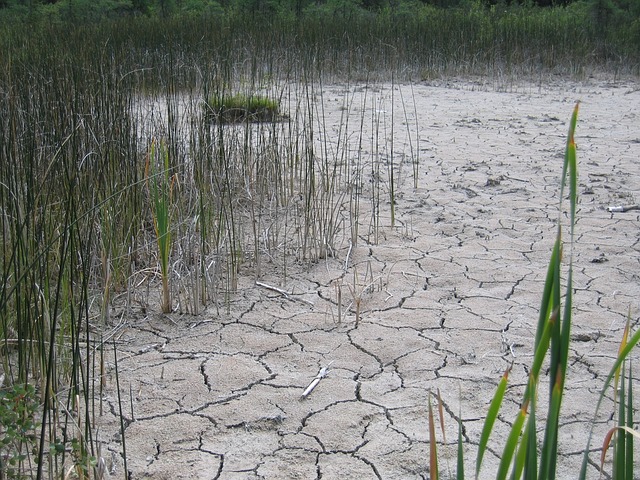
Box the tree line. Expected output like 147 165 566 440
0 0 638 21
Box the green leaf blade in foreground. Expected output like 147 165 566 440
530 306 556 380
534 102 578 479
534 239 559 348
560 101 579 204
613 362 626 480
539 369 564 480
457 416 464 480
567 129 578 240
514 380 535 480
475 366 510 479
625 362 633 479
541 268 574 478
496 401 528 480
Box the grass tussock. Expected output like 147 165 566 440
205 93 283 123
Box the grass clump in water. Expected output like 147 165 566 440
205 93 283 123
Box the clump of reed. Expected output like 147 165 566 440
0 14 415 478
146 139 175 314
0 19 143 479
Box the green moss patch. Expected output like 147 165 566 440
205 93 284 123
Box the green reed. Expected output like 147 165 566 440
146 139 174 314
0 22 142 478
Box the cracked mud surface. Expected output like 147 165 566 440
99 78 640 479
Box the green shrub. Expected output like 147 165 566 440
0 383 38 480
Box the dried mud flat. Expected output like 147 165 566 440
99 77 640 479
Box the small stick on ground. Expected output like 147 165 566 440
607 204 640 213
255 281 314 307
301 361 334 399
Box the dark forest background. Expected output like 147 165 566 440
0 0 638 26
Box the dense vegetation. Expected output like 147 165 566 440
1 0 639 19
0 0 638 79
0 1 638 84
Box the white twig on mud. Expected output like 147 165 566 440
301 361 334 399
607 204 639 213
255 281 314 307
344 242 354 271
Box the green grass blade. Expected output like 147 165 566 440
512 423 528 480
539 369 564 480
625 362 633 479
536 101 577 480
559 102 579 204
547 101 578 408
475 366 510 479
530 307 556 380
548 235 562 388
497 401 528 480
513 381 535 480
613 361 626 480
534 240 559 347
541 269 573 478
614 318 631 406
566 103 579 240
523 389 537 480
457 415 464 480
558 267 573 389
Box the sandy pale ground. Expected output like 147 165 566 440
98 77 640 479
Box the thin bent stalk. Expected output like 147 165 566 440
592 317 639 479
428 392 439 480
580 324 640 478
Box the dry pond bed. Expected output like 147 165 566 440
98 77 640 479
